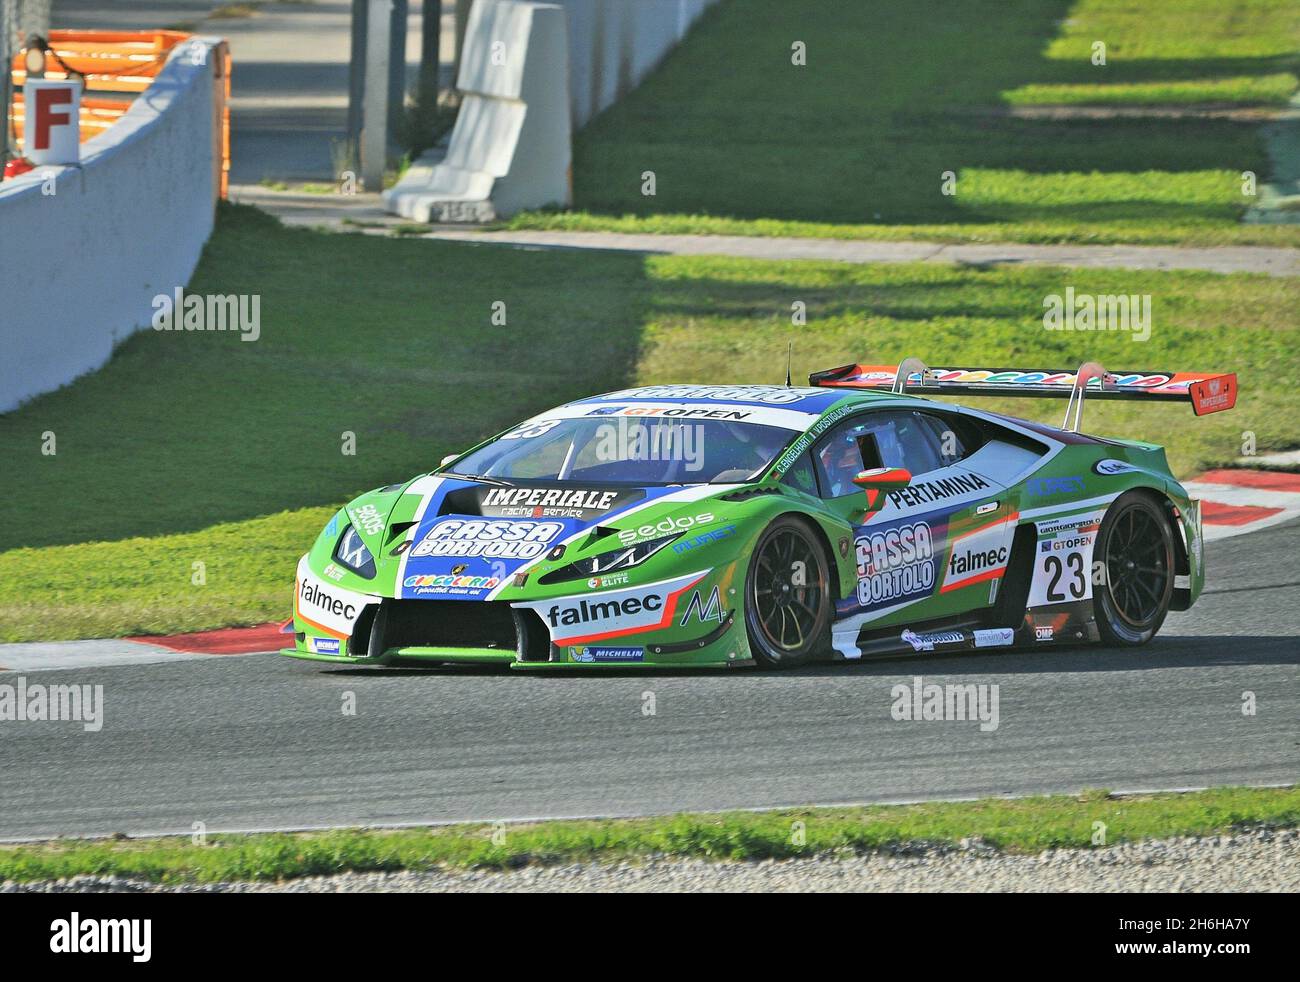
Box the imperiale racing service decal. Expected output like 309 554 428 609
476 485 638 521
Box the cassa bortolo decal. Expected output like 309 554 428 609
855 520 937 610
410 519 564 560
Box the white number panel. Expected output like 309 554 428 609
1028 508 1106 607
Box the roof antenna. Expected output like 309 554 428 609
784 341 793 387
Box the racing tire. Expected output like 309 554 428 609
1094 491 1176 646
744 515 832 669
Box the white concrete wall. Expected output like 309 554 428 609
385 0 570 221
0 38 224 414
555 0 719 129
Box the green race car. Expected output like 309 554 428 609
282 359 1237 670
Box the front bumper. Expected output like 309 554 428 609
280 601 751 669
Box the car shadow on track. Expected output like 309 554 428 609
311 634 1297 681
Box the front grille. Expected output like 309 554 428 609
380 599 519 652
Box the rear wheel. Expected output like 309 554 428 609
1094 492 1175 646
744 516 832 668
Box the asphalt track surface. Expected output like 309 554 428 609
3 520 1298 841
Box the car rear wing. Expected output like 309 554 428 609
809 358 1237 431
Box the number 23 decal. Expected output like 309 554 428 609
1042 552 1087 601
1029 513 1104 608
501 418 562 440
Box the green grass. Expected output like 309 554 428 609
505 209 1300 247
631 254 1298 480
508 0 1300 246
2 206 1297 641
0 205 647 640
1004 74 1300 107
0 786 1294 884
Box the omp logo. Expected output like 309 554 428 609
50 913 151 962
411 519 563 560
301 580 357 620
855 522 935 608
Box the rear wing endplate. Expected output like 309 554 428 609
810 359 1237 432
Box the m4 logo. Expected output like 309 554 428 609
680 586 723 626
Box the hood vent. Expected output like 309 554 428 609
719 486 783 502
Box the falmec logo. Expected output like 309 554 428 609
521 572 705 644
300 580 358 621
855 521 935 609
941 517 1015 594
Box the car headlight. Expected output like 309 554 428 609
333 524 376 579
538 533 679 584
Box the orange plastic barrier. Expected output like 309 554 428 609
7 30 230 199
10 30 191 92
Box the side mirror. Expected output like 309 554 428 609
852 466 911 514
439 453 459 468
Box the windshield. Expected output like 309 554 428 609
445 416 799 485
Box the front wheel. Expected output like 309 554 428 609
1094 491 1175 646
744 516 832 668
